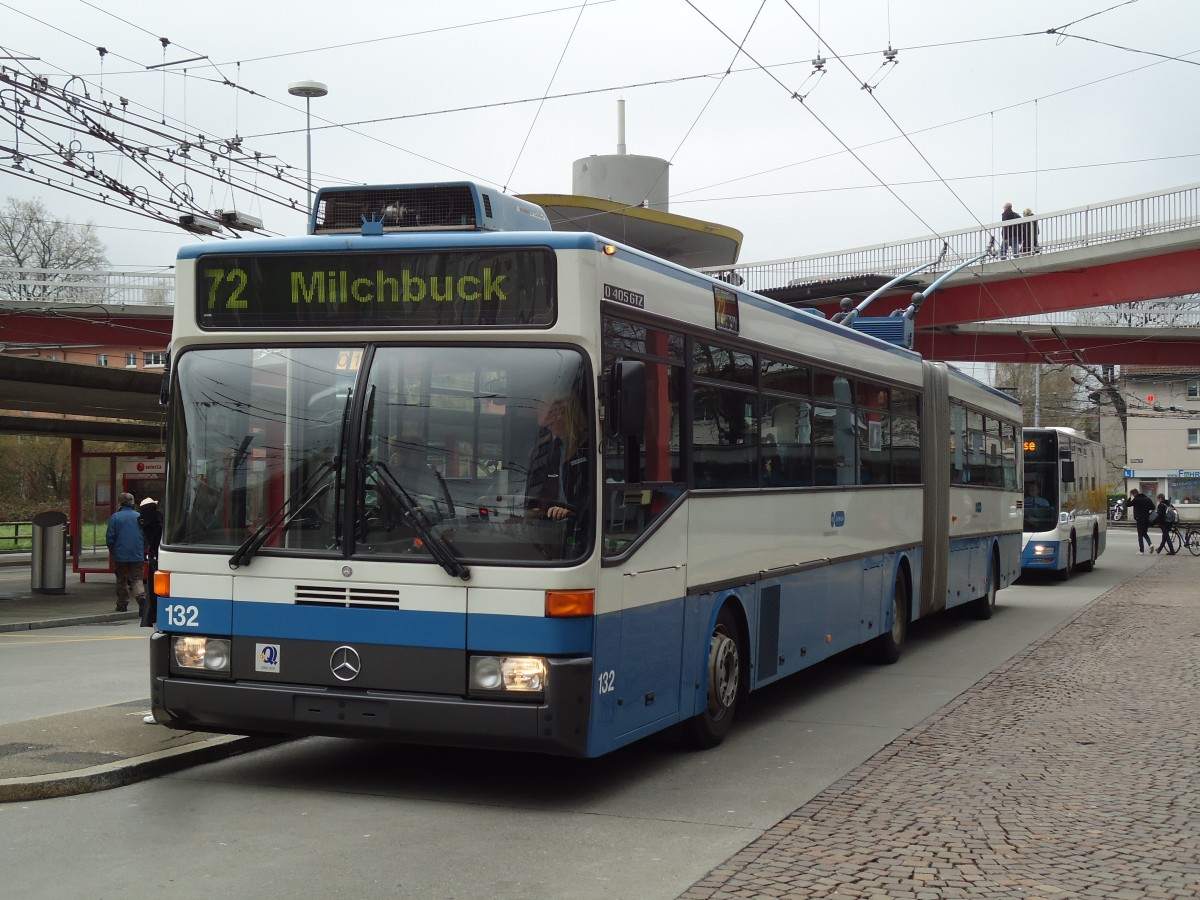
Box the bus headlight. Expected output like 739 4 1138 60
469 655 547 698
172 636 232 673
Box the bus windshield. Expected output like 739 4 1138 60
1023 461 1060 531
165 345 592 564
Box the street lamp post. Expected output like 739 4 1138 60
287 80 328 215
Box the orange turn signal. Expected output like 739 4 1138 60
153 570 171 598
545 589 594 618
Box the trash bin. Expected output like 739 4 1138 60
31 510 68 595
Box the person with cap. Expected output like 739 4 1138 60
105 492 145 613
1022 208 1040 253
137 497 163 626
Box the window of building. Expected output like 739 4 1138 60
144 351 166 367
1189 428 1200 449
125 352 138 368
1188 379 1199 400
96 353 108 367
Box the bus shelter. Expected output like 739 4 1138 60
70 445 164 579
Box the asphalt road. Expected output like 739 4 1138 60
0 621 149 724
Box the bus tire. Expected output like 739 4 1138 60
873 571 910 664
970 548 999 620
1056 539 1075 581
1077 529 1098 572
683 606 743 749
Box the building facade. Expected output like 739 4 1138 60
1119 365 1200 518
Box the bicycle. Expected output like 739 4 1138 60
1158 523 1196 555
1184 524 1200 557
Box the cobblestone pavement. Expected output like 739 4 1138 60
681 554 1200 899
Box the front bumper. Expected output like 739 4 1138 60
150 632 593 756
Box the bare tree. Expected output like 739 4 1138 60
997 297 1199 489
0 196 108 303
994 362 1090 431
1072 296 1200 449
995 360 1127 489
0 435 70 520
1091 296 1200 329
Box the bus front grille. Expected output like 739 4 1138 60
294 585 402 610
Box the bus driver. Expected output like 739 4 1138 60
524 394 587 522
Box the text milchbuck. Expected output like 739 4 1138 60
291 269 510 304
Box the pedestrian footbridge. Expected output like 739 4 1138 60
1 184 1198 380
704 183 1200 365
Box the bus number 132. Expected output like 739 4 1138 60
163 604 200 628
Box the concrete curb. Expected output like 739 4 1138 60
0 611 139 633
0 734 288 803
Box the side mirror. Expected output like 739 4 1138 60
604 360 646 439
1061 460 1075 483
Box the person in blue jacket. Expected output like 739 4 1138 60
106 492 145 613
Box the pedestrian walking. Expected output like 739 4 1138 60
138 497 163 626
1153 493 1175 554
1129 488 1155 553
1022 208 1039 253
1000 202 1021 258
105 492 145 612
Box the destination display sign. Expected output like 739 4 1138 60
196 249 556 329
1023 436 1057 461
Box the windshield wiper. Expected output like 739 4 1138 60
362 458 470 581
228 460 335 569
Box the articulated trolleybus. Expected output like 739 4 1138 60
149 181 1023 757
1020 426 1107 578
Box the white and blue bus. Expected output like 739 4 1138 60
148 181 1023 757
1020 426 1107 578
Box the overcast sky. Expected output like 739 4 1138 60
1 0 1196 271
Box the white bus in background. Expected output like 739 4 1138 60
1020 426 1108 578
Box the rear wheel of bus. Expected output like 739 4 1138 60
970 547 999 620
873 571 910 664
683 606 743 749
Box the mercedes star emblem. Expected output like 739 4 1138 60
329 645 362 682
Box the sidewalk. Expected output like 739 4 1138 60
0 559 279 802
0 558 136 632
682 550 1200 899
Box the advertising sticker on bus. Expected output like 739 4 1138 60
713 286 739 334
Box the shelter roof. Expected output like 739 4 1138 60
0 355 164 442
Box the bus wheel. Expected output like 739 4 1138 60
683 607 742 749
1077 530 1098 572
970 548 999 620
1056 540 1075 581
873 573 910 664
